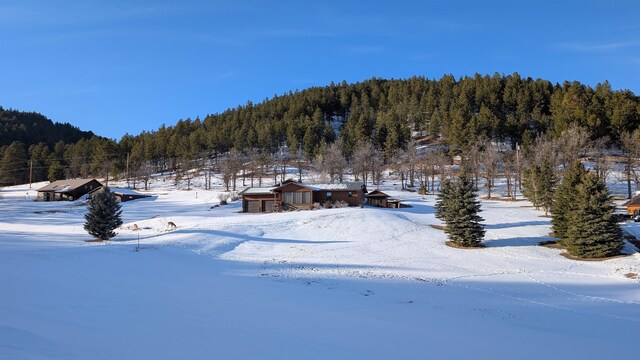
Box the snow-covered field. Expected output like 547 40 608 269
1 180 639 359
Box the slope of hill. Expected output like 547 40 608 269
0 107 96 148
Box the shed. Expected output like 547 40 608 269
36 179 103 201
625 193 640 216
366 189 390 208
366 189 401 208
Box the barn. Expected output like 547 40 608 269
36 179 103 201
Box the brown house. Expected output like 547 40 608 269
240 181 366 213
37 179 103 201
365 189 401 208
625 193 640 216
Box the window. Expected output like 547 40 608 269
302 192 311 203
284 192 293 203
326 192 332 200
348 191 353 197
293 191 301 204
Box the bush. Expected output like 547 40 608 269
230 192 240 202
324 200 332 208
218 193 230 205
313 202 322 210
334 200 349 208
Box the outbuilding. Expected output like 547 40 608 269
37 178 103 201
625 193 640 217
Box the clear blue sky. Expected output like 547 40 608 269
1 0 639 140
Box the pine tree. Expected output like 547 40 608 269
522 163 541 209
48 161 65 182
564 172 623 258
84 187 123 241
522 161 555 215
538 159 556 216
435 178 453 223
437 176 485 247
0 141 28 185
550 161 587 240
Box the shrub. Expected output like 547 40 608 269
218 193 230 205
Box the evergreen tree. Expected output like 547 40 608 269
522 164 541 209
48 161 65 182
84 187 123 241
435 178 454 223
550 161 587 240
522 161 555 215
564 172 623 258
437 176 485 247
0 141 28 185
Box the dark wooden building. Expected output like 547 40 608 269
365 189 401 208
240 181 366 213
89 187 151 203
37 179 103 201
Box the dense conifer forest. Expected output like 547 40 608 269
1 73 639 190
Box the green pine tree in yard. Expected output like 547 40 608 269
537 159 556 216
522 161 555 215
522 163 541 209
551 161 587 240
435 178 453 223
437 176 485 247
564 172 623 258
84 187 123 241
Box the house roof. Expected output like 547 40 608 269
307 182 366 191
241 181 366 195
239 187 276 195
37 178 101 193
366 189 389 198
626 194 640 207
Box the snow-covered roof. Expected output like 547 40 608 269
307 182 365 191
37 179 101 193
110 188 146 196
239 187 276 195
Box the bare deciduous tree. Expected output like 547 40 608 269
352 141 374 185
621 129 640 198
321 143 347 183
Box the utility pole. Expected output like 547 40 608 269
126 153 130 188
515 143 520 200
29 160 33 188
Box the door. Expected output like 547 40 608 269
247 200 260 213
262 200 274 213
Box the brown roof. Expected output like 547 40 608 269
626 194 640 207
366 189 389 198
37 179 102 193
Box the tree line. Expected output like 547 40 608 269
1 73 639 188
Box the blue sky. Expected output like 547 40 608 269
1 0 639 140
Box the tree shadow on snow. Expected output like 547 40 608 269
484 220 550 230
483 236 556 248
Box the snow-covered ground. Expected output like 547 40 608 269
1 180 639 359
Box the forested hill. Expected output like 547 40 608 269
1 74 639 187
131 73 638 162
0 107 96 148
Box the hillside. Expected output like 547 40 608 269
0 107 96 148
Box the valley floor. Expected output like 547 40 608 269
1 183 639 359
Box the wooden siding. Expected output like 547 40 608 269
314 190 363 207
242 193 276 213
